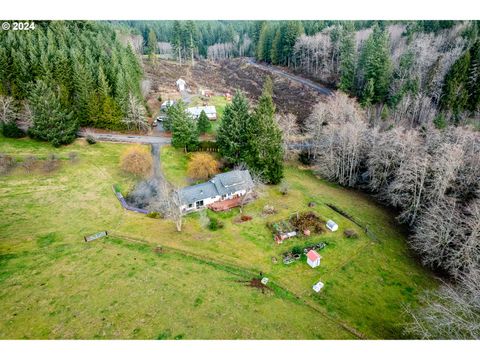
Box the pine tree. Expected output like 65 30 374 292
358 25 392 104
171 101 198 152
440 50 471 117
28 80 77 147
339 23 356 93
197 110 211 134
217 90 250 164
246 78 284 184
186 21 198 66
171 21 184 64
146 28 158 59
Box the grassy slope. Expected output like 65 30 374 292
0 137 437 339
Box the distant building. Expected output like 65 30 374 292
312 281 324 293
176 78 186 91
186 106 217 120
179 170 254 213
307 250 321 268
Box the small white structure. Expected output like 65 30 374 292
261 277 269 285
160 100 175 110
186 106 217 120
312 281 324 293
326 219 339 232
307 250 321 268
176 78 186 91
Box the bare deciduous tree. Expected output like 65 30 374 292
122 93 149 131
405 272 480 339
275 113 301 160
0 95 16 125
149 179 184 232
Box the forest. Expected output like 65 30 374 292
0 21 146 146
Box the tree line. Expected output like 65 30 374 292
0 21 146 146
304 92 480 338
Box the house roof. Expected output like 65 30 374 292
179 170 253 205
307 250 321 262
186 106 217 117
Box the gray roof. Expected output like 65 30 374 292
179 170 253 205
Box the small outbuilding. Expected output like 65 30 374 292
306 250 321 268
312 281 324 293
326 219 339 232
176 78 186 92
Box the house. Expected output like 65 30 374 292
160 100 175 110
306 250 321 268
179 170 254 213
186 106 217 120
312 281 324 293
326 219 339 232
176 78 186 92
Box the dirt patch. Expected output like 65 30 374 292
143 58 325 125
290 211 325 234
237 278 272 294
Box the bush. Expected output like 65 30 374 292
147 211 163 219
279 180 290 195
68 152 79 163
208 217 224 231
299 150 314 165
187 153 219 180
291 245 303 255
344 229 359 239
120 145 152 177
0 153 16 175
86 135 97 144
42 153 60 173
2 121 25 138
21 155 38 173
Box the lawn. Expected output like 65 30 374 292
0 137 437 339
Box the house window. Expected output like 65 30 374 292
188 203 193 208
195 200 204 208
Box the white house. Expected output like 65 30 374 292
176 78 186 92
326 220 339 232
307 250 321 268
160 100 175 110
186 106 217 120
312 281 324 293
179 170 254 213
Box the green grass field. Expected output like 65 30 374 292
0 136 437 339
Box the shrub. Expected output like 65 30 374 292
86 135 97 144
344 229 359 238
2 121 25 138
0 153 15 175
187 153 219 180
120 145 152 177
68 152 79 163
291 246 303 255
279 180 290 195
208 217 224 231
21 155 38 173
263 204 276 215
147 211 163 219
299 150 314 165
42 153 60 173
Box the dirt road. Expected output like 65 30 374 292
246 58 333 97
77 131 171 145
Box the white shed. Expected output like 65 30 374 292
312 281 324 293
307 250 321 268
326 219 339 232
176 78 186 91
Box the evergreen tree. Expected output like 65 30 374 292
28 80 77 147
440 50 471 117
339 23 356 93
146 28 158 58
171 21 184 64
246 78 284 184
171 101 198 152
196 110 211 134
358 25 392 104
217 90 250 164
186 21 198 66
